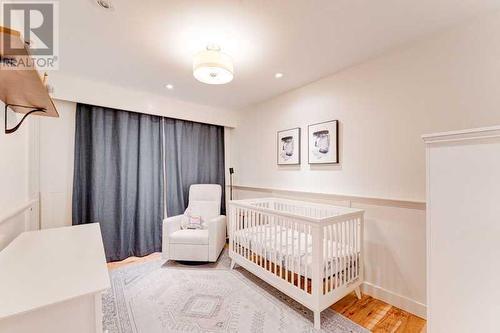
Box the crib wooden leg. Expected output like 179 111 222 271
354 286 362 300
230 259 236 270
313 310 321 330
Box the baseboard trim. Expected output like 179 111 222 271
230 184 426 210
361 282 427 319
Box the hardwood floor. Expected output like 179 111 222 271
106 252 162 270
107 253 426 333
331 292 426 332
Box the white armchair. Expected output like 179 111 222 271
162 184 226 262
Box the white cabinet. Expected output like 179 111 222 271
0 223 110 333
423 126 500 333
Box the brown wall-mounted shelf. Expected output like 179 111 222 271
0 26 59 133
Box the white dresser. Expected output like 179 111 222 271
423 126 500 333
0 223 110 333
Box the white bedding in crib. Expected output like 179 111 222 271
233 225 359 279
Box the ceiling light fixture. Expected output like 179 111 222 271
165 84 174 90
96 0 113 10
193 45 233 85
275 72 283 79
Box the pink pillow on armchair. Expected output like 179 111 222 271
181 213 203 229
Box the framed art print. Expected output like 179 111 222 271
277 127 300 165
308 120 339 164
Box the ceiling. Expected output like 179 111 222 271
58 0 500 110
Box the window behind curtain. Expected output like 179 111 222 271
73 104 226 261
72 103 164 262
163 118 225 217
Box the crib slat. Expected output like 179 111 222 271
331 223 335 289
233 208 237 256
241 208 245 259
254 210 258 264
356 218 359 277
255 212 262 266
343 221 347 285
303 223 307 292
249 209 253 262
268 215 272 272
329 225 333 293
262 213 265 268
340 221 345 286
335 222 340 289
347 220 353 281
278 216 281 276
304 224 310 292
238 208 241 258
344 220 348 283
346 220 350 284
324 225 328 294
235 208 239 257
334 222 338 288
351 219 355 282
274 217 281 275
229 207 233 254
347 219 351 282
356 217 360 278
251 209 254 261
274 216 278 275
336 223 340 288
348 219 351 281
264 215 268 270
332 224 337 290
298 220 302 290
248 209 251 261
351 219 355 281
246 209 250 261
240 208 243 257
250 210 254 263
285 219 289 283
278 217 282 278
330 223 334 289
240 208 244 259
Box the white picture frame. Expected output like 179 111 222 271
277 127 301 165
308 120 339 164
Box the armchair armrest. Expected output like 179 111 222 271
207 215 227 262
163 215 183 236
162 215 183 259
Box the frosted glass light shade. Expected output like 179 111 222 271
193 48 234 85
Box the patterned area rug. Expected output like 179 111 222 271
103 250 369 333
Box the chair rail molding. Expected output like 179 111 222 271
229 184 426 211
0 199 38 226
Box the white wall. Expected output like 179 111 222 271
48 73 239 128
230 12 500 317
39 100 76 229
0 107 33 249
233 12 500 202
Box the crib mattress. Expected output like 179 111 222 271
232 225 359 279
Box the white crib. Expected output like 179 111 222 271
228 198 364 329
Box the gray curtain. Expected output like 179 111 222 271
164 118 225 216
73 103 164 262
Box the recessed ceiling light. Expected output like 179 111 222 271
165 84 174 90
275 73 284 79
